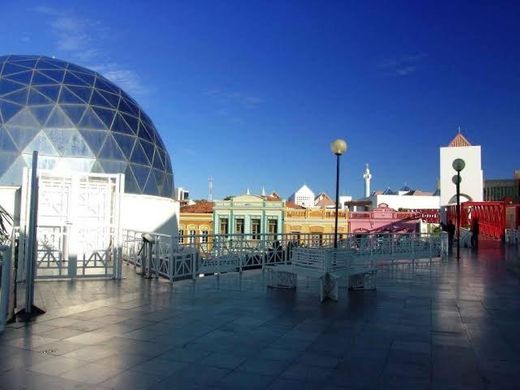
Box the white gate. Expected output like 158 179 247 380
20 170 123 279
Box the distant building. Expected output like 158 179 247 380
314 192 335 208
284 202 349 244
213 193 284 237
349 204 422 233
484 171 520 202
179 200 214 245
369 186 440 211
439 131 483 206
288 184 315 208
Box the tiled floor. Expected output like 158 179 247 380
1 243 520 389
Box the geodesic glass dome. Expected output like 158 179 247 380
0 55 173 197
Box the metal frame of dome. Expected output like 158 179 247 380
0 55 173 197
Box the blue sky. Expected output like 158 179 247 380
1 1 519 199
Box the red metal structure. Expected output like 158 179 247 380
447 201 506 240
404 209 440 224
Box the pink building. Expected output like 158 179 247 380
349 203 421 233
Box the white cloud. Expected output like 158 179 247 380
32 7 148 97
378 53 427 77
204 88 264 108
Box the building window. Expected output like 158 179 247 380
268 218 278 240
251 218 261 240
201 230 209 244
220 218 229 235
189 230 196 244
178 229 184 244
235 218 245 234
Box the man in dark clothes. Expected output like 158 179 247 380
471 218 480 249
446 220 456 254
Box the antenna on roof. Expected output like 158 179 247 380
458 126 461 134
261 186 266 196
208 177 213 201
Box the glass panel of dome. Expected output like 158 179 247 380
28 88 55 105
117 98 134 116
29 105 54 125
2 89 29 105
66 86 92 103
5 71 33 84
39 69 65 83
6 108 39 128
0 127 17 152
35 85 60 102
63 71 90 87
98 134 125 160
23 132 58 156
130 164 150 189
66 63 90 74
91 90 111 107
79 129 107 155
138 140 153 161
60 105 85 125
35 59 62 70
31 72 59 86
0 80 25 96
92 107 115 129
71 71 95 86
90 160 104 173
59 88 84 105
98 90 119 109
45 107 75 128
120 113 138 132
112 133 136 157
79 107 107 129
98 159 127 174
0 100 24 122
2 63 29 75
45 129 94 157
124 166 140 193
5 126 38 150
143 173 158 195
112 114 135 135
95 77 119 94
138 122 154 143
129 142 149 165
12 59 38 68
152 150 164 170
0 155 27 185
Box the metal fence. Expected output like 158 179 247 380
122 230 445 282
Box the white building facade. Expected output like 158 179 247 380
288 184 315 208
439 132 483 206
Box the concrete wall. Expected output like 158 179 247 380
440 145 483 206
120 193 179 235
370 194 440 210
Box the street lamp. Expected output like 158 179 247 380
330 139 347 248
452 158 465 262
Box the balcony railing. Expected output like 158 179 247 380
122 231 445 282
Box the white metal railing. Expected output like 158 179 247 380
15 224 121 279
0 228 16 332
505 229 520 245
122 231 444 282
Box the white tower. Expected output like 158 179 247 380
363 164 372 198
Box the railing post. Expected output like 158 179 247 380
0 245 12 333
68 254 77 279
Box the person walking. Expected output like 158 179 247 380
471 218 480 250
447 220 456 254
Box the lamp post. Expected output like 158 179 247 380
452 158 465 262
330 139 347 248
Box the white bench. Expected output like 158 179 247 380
266 247 377 302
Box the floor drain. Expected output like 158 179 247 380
40 349 57 354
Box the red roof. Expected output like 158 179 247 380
180 200 214 213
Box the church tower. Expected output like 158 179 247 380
439 129 483 206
